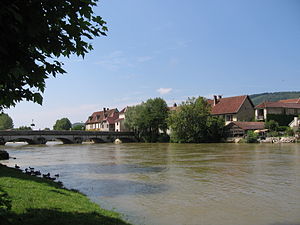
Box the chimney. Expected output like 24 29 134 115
173 103 177 107
103 107 106 113
213 95 218 106
218 95 222 100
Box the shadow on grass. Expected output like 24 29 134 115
3 208 130 225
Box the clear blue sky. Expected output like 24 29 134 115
6 0 300 129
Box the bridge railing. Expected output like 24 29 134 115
0 130 135 136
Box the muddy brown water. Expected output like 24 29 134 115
1 142 300 225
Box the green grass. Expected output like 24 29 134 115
0 165 131 225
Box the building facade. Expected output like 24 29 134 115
85 108 119 131
255 98 300 121
209 95 255 124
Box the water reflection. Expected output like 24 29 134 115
1 142 300 225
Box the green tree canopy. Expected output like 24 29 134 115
167 97 224 143
125 98 169 142
0 0 107 110
72 124 85 130
16 126 32 130
0 113 13 130
265 120 279 132
53 118 72 130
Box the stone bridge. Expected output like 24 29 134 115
0 130 136 145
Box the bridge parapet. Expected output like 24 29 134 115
0 131 136 145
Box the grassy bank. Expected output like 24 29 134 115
0 165 131 225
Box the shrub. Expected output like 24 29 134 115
267 131 279 137
246 131 259 143
265 120 279 132
285 127 294 136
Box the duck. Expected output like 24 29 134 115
14 164 20 169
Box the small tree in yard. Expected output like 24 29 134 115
246 130 259 143
285 127 294 136
265 120 279 132
53 118 72 131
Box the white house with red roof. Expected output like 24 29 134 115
255 98 300 121
85 108 119 131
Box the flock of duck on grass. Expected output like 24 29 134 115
14 164 61 183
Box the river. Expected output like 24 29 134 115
1 142 300 225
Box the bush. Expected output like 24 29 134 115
285 127 294 136
267 131 279 137
265 120 279 132
246 131 259 143
278 126 288 132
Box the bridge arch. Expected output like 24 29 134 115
55 138 74 144
10 138 36 145
0 138 5 145
90 138 106 143
117 137 136 143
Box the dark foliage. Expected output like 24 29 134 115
0 0 107 110
267 114 295 126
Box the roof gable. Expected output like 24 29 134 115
211 95 252 115
86 108 119 124
255 102 300 109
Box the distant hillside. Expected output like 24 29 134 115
250 91 300 106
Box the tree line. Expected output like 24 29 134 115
0 114 84 131
125 97 225 143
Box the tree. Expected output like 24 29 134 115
167 97 224 143
245 130 259 143
125 98 169 142
16 126 32 130
72 124 85 130
265 120 279 132
53 118 72 130
0 113 13 130
0 0 107 110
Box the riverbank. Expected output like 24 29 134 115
0 164 131 225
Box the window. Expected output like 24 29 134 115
225 115 233 121
107 124 109 128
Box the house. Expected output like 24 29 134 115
225 121 265 137
85 108 119 131
289 117 300 132
114 107 129 132
255 98 300 121
208 95 255 124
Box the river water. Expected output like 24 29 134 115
1 142 300 225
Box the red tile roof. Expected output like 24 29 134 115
255 102 300 109
278 98 300 103
86 108 119 124
210 95 252 115
114 118 124 122
227 121 265 130
168 95 253 115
